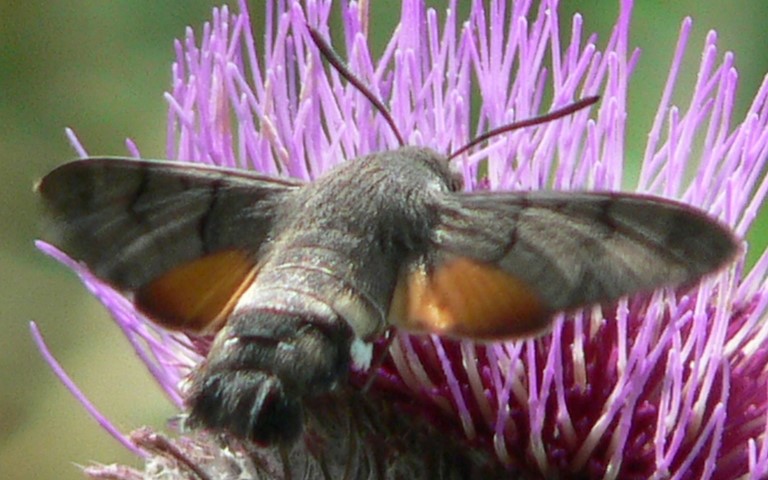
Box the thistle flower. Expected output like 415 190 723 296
35 0 768 478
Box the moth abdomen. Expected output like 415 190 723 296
250 238 399 338
187 308 354 444
187 369 303 445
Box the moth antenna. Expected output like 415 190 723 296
447 96 600 162
307 25 406 147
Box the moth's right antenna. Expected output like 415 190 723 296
307 25 406 147
447 96 600 162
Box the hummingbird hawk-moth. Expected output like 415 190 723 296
37 28 738 446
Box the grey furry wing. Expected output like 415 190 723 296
389 190 737 341
38 158 301 291
433 190 738 312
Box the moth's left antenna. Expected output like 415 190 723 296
307 25 406 147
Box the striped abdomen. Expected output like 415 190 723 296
186 237 398 445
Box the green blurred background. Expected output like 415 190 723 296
2 1 767 479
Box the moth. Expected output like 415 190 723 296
38 29 738 446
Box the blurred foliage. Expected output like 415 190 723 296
2 1 767 479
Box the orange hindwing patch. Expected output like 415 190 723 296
389 257 552 341
136 249 258 334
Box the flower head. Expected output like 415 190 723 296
37 0 768 478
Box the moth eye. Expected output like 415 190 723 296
450 173 464 192
444 160 465 192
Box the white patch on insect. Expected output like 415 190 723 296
349 337 373 371
332 291 382 339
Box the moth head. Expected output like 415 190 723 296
388 146 464 193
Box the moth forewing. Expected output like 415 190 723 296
37 157 300 333
388 193 734 342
